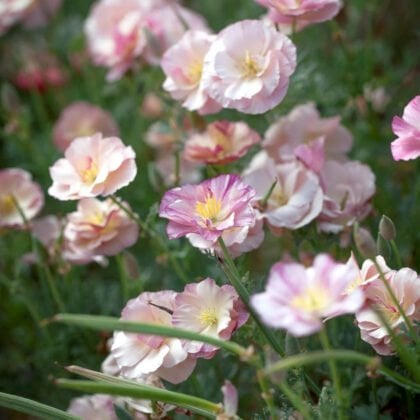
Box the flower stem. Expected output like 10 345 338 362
11 195 65 313
256 369 277 419
109 195 189 284
319 328 345 420
389 240 402 268
217 238 284 356
372 259 416 341
277 380 311 420
116 254 129 303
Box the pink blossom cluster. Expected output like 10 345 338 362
252 254 364 336
161 20 297 114
102 278 248 385
242 102 376 234
0 0 62 35
257 0 342 33
390 95 420 161
159 174 263 257
351 256 420 355
84 0 208 81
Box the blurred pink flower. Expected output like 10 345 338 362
0 0 32 35
159 174 257 248
111 290 196 384
243 152 323 230
162 30 221 114
63 198 138 261
143 5 209 65
68 394 117 420
263 103 353 171
52 101 120 151
184 120 260 165
22 0 62 28
219 381 238 420
172 278 248 357
251 254 364 336
145 122 178 152
258 0 341 30
391 95 420 161
356 267 420 355
0 168 44 227
48 133 137 200
202 20 296 114
85 0 147 81
318 160 375 233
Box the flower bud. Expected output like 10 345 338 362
379 215 396 241
353 226 377 259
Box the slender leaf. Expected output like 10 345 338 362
53 313 247 357
0 392 77 420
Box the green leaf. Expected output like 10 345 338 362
56 379 220 419
114 403 133 420
0 391 78 420
52 313 246 357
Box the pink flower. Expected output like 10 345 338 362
356 267 420 355
84 0 147 81
201 20 296 114
142 5 209 65
68 394 117 420
111 290 196 384
0 0 32 35
263 103 352 171
52 101 120 151
184 120 260 165
162 30 221 114
258 0 341 30
219 381 238 420
251 254 364 336
391 96 420 161
63 198 138 262
159 174 257 249
48 133 137 200
318 160 375 233
243 152 323 230
172 278 248 357
145 122 178 152
0 168 44 227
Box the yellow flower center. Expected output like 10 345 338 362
195 195 222 222
292 286 329 313
199 308 218 327
186 61 203 84
269 184 288 207
242 50 261 79
88 211 106 225
81 161 98 184
0 194 16 215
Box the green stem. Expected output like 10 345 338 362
11 195 65 312
109 195 189 283
260 179 277 209
116 254 129 303
277 381 311 420
319 328 345 420
372 259 416 341
256 369 277 419
217 238 284 356
52 313 248 358
389 240 402 268
56 380 220 418
264 350 420 393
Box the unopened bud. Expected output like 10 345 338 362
379 215 396 241
354 226 377 259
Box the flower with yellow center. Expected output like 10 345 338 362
0 194 16 216
186 60 203 85
292 285 330 313
81 161 99 184
199 307 219 327
195 195 222 222
242 50 261 79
